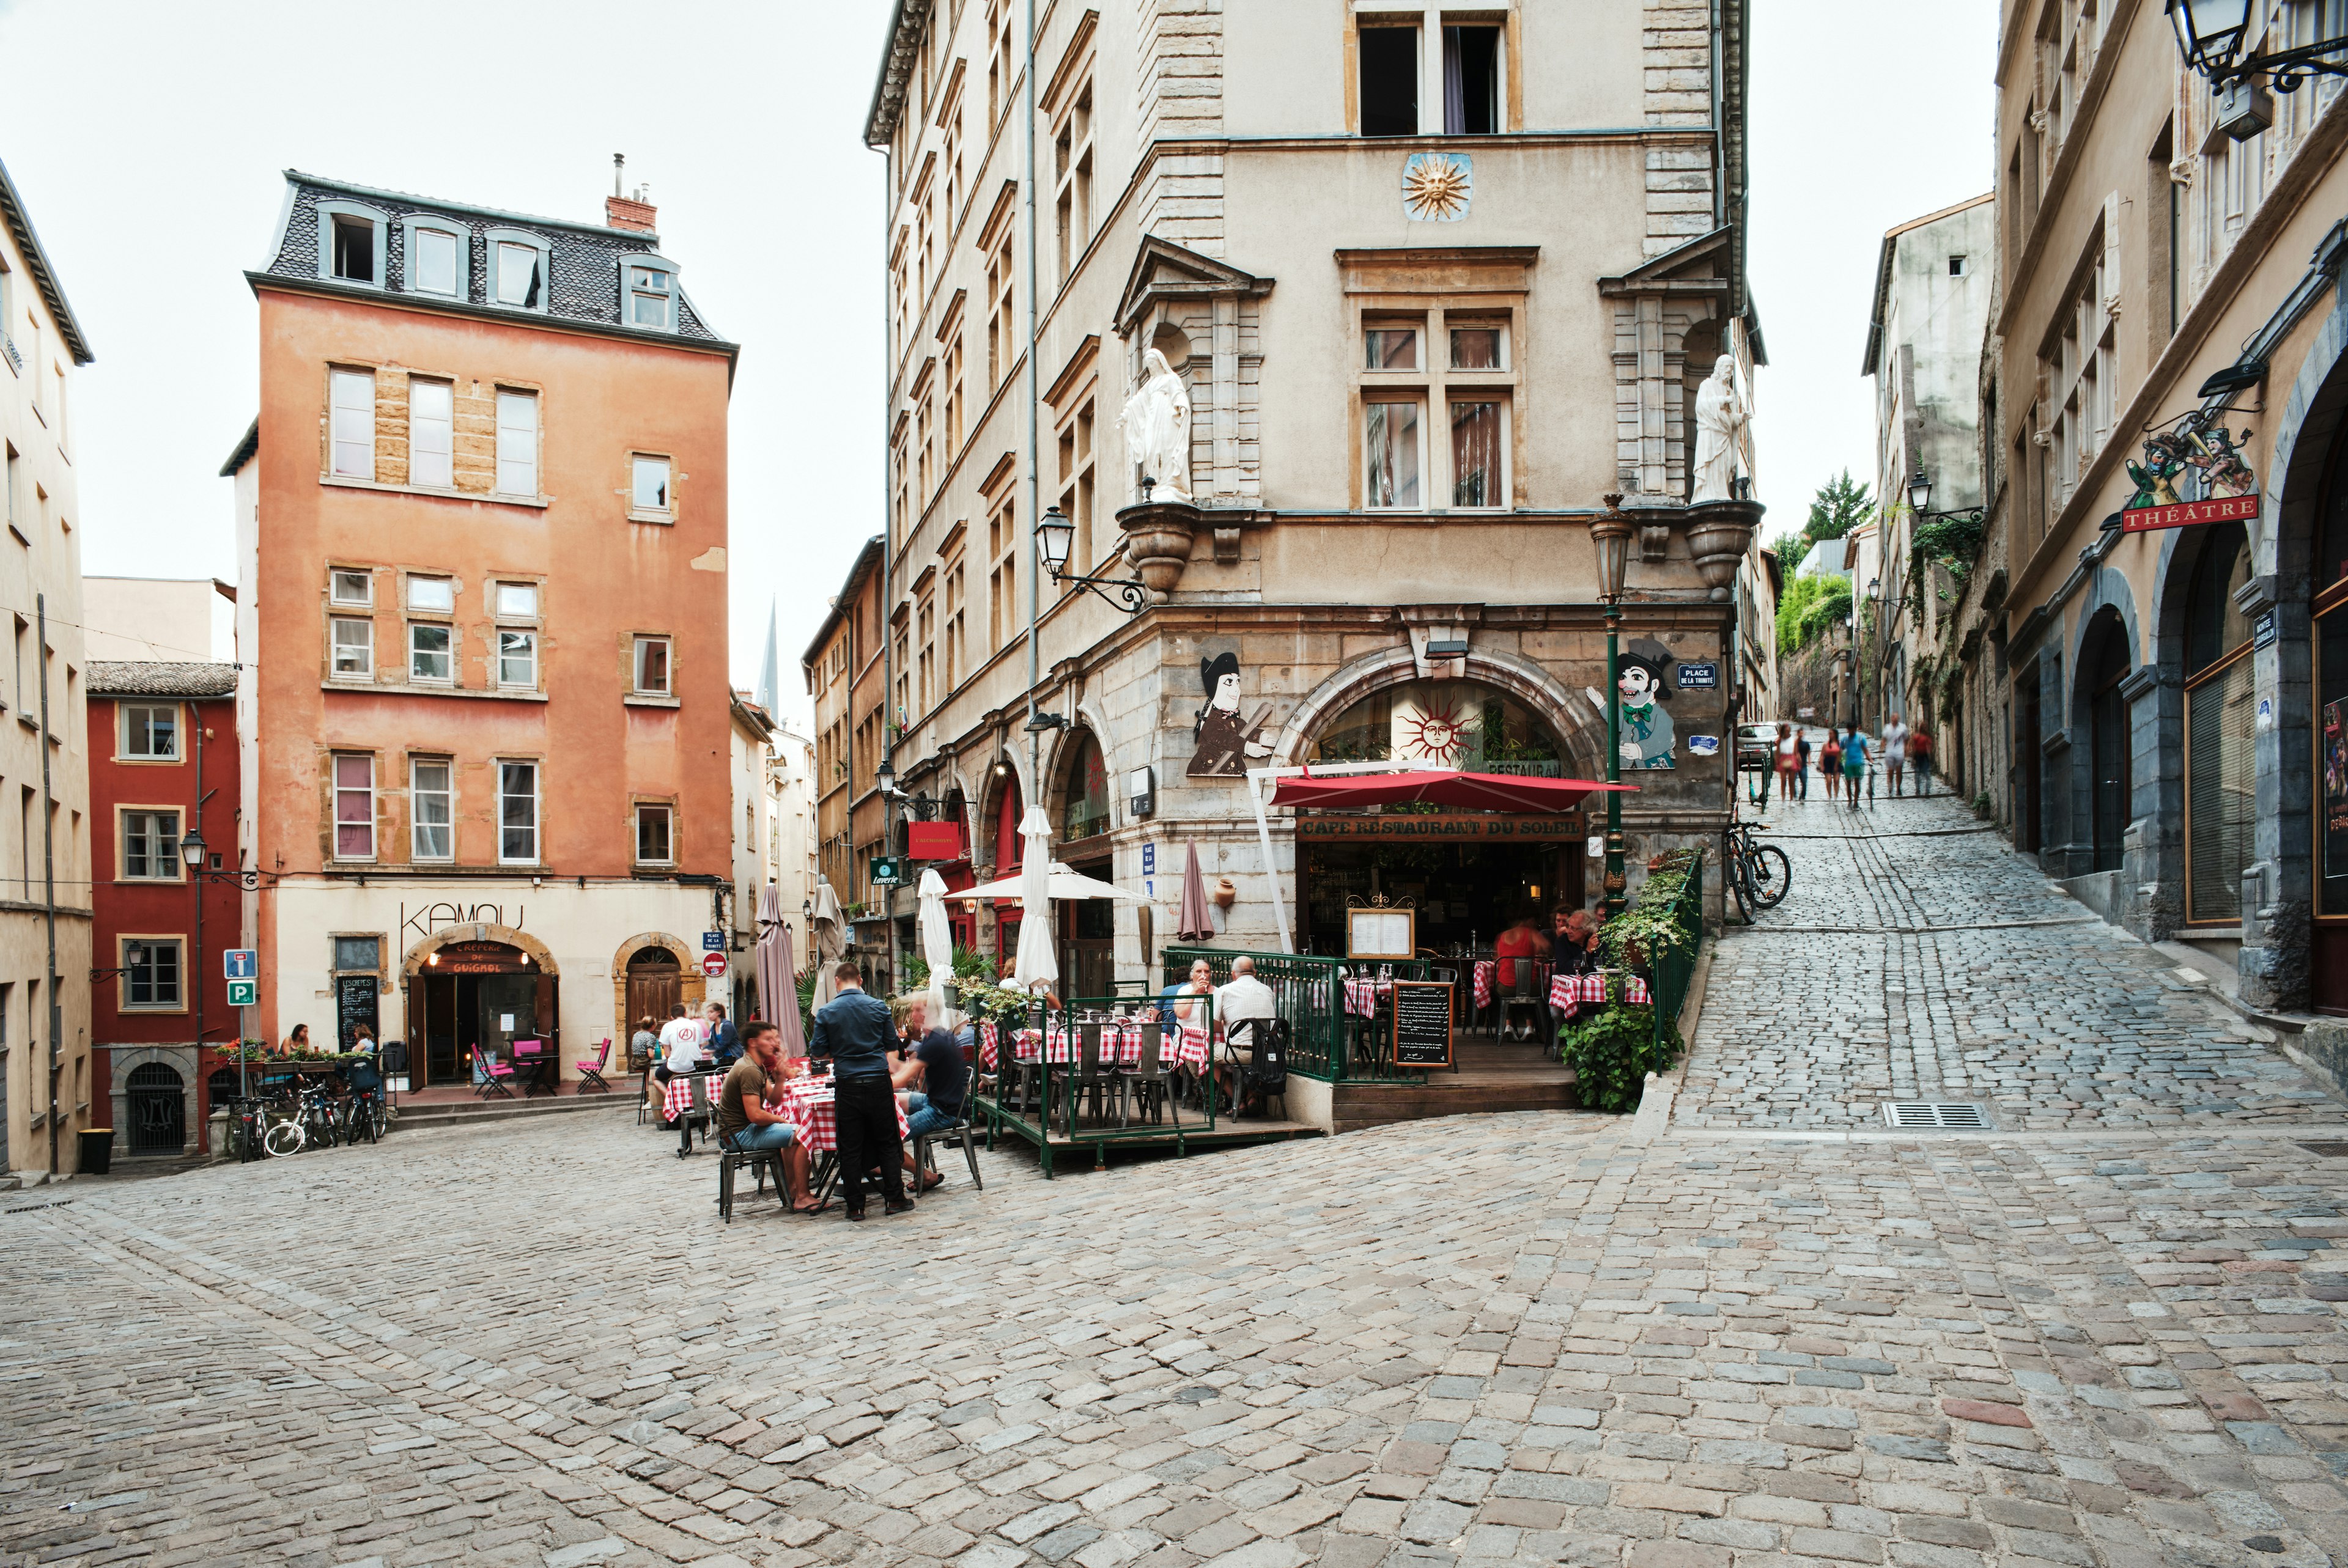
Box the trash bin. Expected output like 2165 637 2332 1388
77 1128 113 1176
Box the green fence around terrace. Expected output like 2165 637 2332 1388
1641 852 1705 1056
1159 946 1436 1084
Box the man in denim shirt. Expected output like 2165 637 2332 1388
809 962 911 1219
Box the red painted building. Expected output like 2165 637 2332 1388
87 662 241 1157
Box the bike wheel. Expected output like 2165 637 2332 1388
1746 845 1793 908
368 1099 389 1141
262 1119 305 1158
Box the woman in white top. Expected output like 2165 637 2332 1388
1172 958 1214 1028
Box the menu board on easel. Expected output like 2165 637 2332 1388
1347 907 1415 960
1391 980 1453 1067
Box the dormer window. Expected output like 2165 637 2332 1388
402 216 468 298
314 199 388 288
619 256 680 331
486 229 552 312
333 217 375 282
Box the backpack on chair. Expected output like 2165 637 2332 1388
1238 1018 1289 1120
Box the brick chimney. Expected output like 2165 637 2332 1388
606 193 657 232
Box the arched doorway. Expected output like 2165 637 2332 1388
125 1061 185 1155
401 927 558 1089
2313 424 2348 1010
625 944 682 1061
2081 609 2132 874
988 765 1025 970
1296 677 1581 953
2180 521 2257 926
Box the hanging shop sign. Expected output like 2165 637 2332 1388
906 822 963 860
1298 812 1583 842
2121 415 2261 532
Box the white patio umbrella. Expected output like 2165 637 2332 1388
917 867 957 1030
1007 806 1060 996
958 862 1147 903
810 878 846 1009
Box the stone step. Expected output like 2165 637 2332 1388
396 1094 633 1127
1331 1077 1581 1134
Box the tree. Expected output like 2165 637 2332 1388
1769 469 1874 573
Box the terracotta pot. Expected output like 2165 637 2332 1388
1213 875 1238 908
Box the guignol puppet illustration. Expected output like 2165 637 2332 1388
1617 638 1677 769
1188 650 1274 778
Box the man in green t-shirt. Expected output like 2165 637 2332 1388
718 1021 814 1212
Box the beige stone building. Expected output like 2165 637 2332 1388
858 0 1767 985
0 156 94 1178
1966 2 2348 1017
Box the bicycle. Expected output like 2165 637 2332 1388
221 1095 270 1163
1725 820 1792 914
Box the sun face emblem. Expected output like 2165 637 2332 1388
1402 153 1473 223
1395 695 1474 764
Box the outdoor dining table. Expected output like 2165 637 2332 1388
773 1074 909 1155
1549 970 1652 1016
659 1065 723 1154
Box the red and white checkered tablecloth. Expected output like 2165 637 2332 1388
660 1069 720 1121
1472 961 1496 1010
775 1077 909 1156
1343 978 1392 1018
1548 970 1651 1010
980 1021 1210 1072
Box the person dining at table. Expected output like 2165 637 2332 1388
717 1021 816 1213
705 1002 741 1068
1212 957 1278 1114
887 996 965 1191
1495 912 1553 1041
649 1003 709 1127
808 961 911 1220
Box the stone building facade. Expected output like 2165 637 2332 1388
0 155 94 1178
857 0 1767 984
1975 1 2348 1015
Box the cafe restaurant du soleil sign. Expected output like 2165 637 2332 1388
1297 812 1581 842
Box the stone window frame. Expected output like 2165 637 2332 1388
496 756 543 867
399 214 470 300
617 253 681 333
1345 3 1521 139
116 804 185 883
330 750 379 864
485 228 553 315
117 933 187 1014
407 753 457 863
314 199 389 289
633 797 677 867
1349 291 1524 514
115 701 182 764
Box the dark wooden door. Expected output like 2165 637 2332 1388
2016 679 2042 855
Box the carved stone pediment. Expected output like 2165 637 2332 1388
1113 236 1274 337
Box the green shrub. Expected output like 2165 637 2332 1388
1559 986 1683 1114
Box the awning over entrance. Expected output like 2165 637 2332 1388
1268 769 1637 812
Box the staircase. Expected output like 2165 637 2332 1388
1328 1038 1578 1133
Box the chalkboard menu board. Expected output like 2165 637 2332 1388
1391 979 1453 1067
337 974 379 1053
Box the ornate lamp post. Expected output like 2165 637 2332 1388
1036 504 1150 615
1590 496 1635 920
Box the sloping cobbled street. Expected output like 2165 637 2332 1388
10 798 2348 1567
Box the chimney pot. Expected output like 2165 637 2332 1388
606 193 657 232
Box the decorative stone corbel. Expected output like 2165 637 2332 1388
1116 499 1202 600
1213 526 1242 564
1639 523 1672 563
1681 498 1765 602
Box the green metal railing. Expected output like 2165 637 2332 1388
1160 947 1439 1084
1636 852 1706 1057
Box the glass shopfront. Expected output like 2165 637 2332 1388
2182 521 2256 924
2315 442 2348 1011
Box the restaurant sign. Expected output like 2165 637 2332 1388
1297 812 1581 842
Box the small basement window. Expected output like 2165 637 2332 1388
1949 254 1970 277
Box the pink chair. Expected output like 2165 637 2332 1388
575 1038 612 1095
471 1045 515 1099
509 1038 553 1097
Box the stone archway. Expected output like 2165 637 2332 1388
610 930 703 1056
400 921 557 977
103 1043 199 1158
1274 646 1606 779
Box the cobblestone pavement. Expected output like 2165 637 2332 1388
1678 790 2339 1130
13 1102 2348 1567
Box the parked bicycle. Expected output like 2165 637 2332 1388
1726 819 1792 918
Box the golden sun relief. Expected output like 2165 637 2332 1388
1402 153 1473 223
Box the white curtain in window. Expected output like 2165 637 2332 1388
334 756 374 859
500 762 539 863
496 391 537 495
412 760 452 859
1365 402 1420 508
410 380 453 487
1451 400 1501 507
1443 26 1466 134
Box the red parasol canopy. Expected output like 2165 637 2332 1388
1268 769 1636 812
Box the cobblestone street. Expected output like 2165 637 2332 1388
10 801 2348 1568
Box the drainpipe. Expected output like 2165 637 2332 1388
1024 0 1043 789
37 594 58 1177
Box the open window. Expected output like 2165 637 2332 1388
1443 24 1501 134
316 200 388 286
1359 22 1419 136
486 229 550 311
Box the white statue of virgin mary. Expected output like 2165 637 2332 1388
1690 353 1748 504
1119 347 1193 502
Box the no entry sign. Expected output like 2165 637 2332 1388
702 952 727 979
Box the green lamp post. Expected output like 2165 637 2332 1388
1590 496 1635 920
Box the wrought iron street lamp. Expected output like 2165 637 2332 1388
1589 496 1635 921
2169 0 2348 87
1036 504 1150 615
175 826 264 1124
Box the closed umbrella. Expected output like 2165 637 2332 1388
917 867 956 1030
810 878 846 1009
1008 806 1059 996
1176 841 1214 940
755 883 806 1058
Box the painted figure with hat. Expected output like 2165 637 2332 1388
1188 650 1274 778
1616 638 1677 770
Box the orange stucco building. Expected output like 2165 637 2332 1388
227 172 738 1089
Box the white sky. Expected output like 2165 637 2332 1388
0 0 1993 734
1748 0 1999 539
0 0 896 735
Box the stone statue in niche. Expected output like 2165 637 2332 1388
1187 650 1273 779
1120 347 1193 502
1690 354 1748 504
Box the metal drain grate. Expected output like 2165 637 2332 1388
1881 1101 1990 1131
2298 1143 2348 1158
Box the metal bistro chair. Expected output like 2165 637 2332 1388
471 1045 516 1100
1069 1021 1118 1131
675 1072 718 1158
717 1136 789 1223
911 1100 984 1191
574 1037 613 1095
1118 1021 1179 1128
